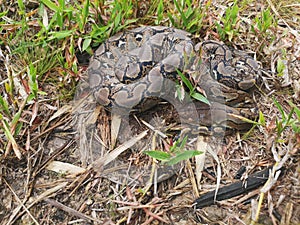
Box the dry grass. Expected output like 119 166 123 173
0 0 299 224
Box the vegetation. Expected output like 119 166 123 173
0 0 299 224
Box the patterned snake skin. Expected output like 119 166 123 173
88 26 261 133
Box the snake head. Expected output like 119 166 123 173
211 52 261 91
200 41 261 91
233 56 261 90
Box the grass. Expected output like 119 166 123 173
216 0 240 41
0 0 299 224
144 135 203 166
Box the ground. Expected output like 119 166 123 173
0 1 299 224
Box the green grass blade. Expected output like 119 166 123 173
49 30 74 40
174 0 187 26
156 0 164 25
17 0 25 12
11 111 21 128
258 111 266 126
179 135 188 149
288 101 300 120
41 0 60 11
176 69 193 91
144 150 171 161
81 0 90 32
1 119 21 159
167 150 202 166
273 98 286 120
285 108 295 127
82 38 92 52
191 92 210 105
0 95 10 116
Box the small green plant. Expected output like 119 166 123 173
155 0 164 24
250 7 276 49
252 8 275 34
273 99 300 136
40 0 91 52
0 91 25 159
27 63 47 101
176 69 210 105
38 0 136 54
90 0 137 46
241 99 300 140
249 99 299 225
216 1 239 41
276 57 286 77
167 0 208 33
253 98 300 141
144 136 202 166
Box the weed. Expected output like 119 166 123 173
144 136 202 166
216 1 240 41
167 0 209 33
250 7 277 49
273 99 300 136
249 98 299 225
155 0 164 25
252 8 276 34
27 63 47 101
276 56 286 77
176 69 210 105
90 0 137 45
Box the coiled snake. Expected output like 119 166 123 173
83 26 262 185
88 26 260 134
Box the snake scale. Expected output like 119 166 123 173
88 26 261 134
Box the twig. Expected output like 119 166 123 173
3 178 39 225
44 198 102 223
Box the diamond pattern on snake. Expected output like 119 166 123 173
88 26 261 135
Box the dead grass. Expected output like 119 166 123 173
0 0 299 224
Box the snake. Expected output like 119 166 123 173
87 26 261 134
82 26 263 185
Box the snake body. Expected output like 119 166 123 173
88 26 261 131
